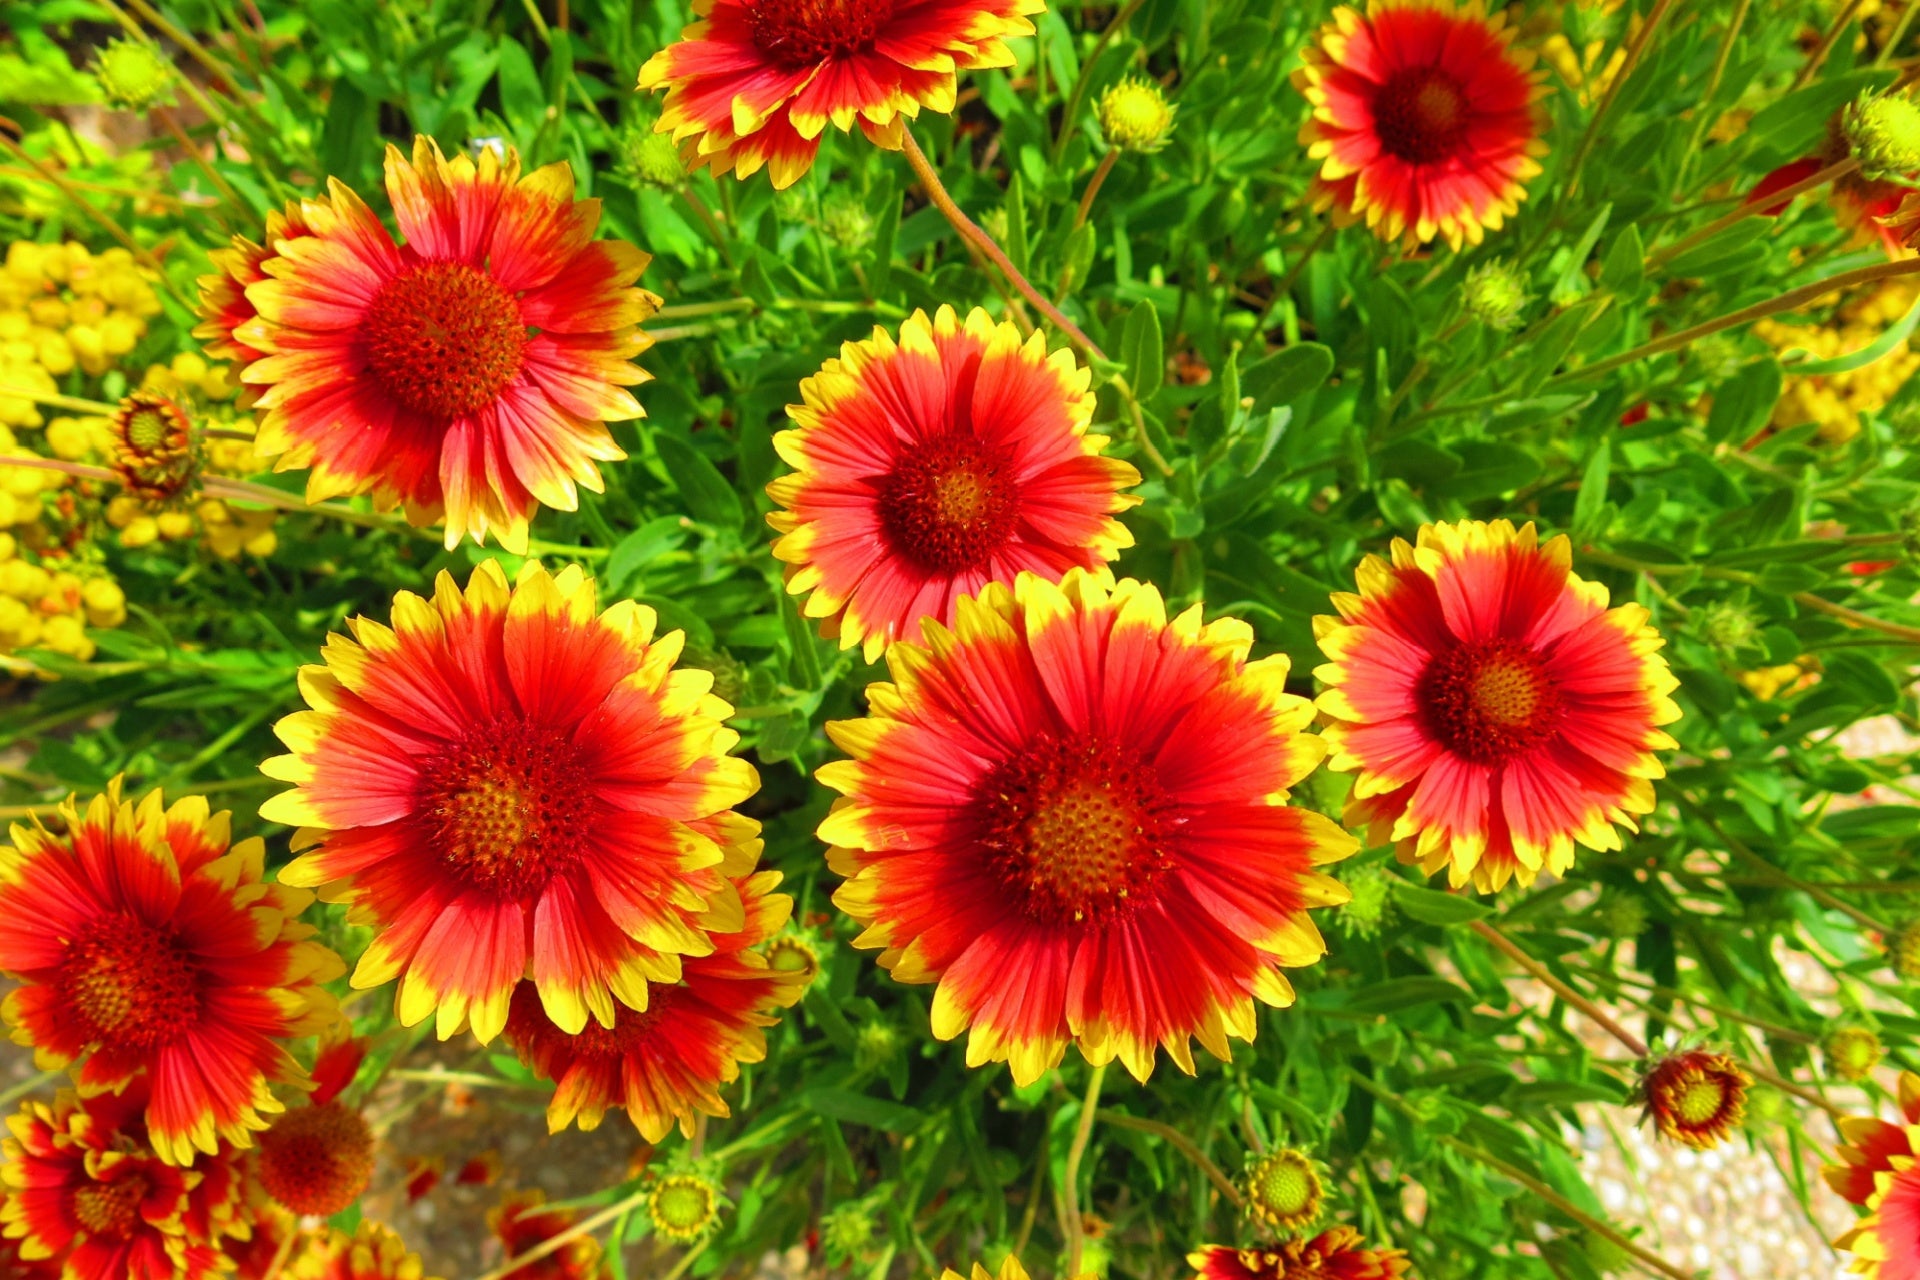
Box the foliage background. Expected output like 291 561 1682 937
5 0 1920 1277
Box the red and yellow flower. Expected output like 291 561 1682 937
0 782 342 1164
214 136 657 552
1827 1070 1920 1279
1295 0 1548 249
1190 1231 1412 1280
289 1222 441 1280
1315 520 1681 894
506 869 806 1141
193 202 317 398
821 569 1356 1085
1637 1050 1750 1150
260 560 760 1046
489 1190 608 1280
1 1089 244 1280
638 0 1044 189
769 305 1139 662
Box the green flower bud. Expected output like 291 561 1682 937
1097 77 1177 153
1600 891 1649 941
1843 91 1920 182
1338 864 1393 939
618 126 687 189
1462 260 1529 330
820 1201 876 1262
1823 1026 1884 1082
854 1019 902 1072
1888 919 1920 982
821 192 877 251
1695 599 1759 659
92 38 176 110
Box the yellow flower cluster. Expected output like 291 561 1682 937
1736 654 1822 701
1535 0 1632 108
1755 278 1920 444
0 241 159 399
0 528 123 664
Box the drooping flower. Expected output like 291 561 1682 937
504 869 806 1140
821 569 1356 1085
260 560 760 1045
1747 104 1913 258
1242 1148 1325 1236
0 783 343 1164
637 0 1043 189
1828 1071 1920 1280
1190 1229 1412 1280
647 1172 722 1244
290 1221 442 1280
1294 0 1548 249
1315 520 1682 894
768 306 1140 662
1637 1050 1750 1150
489 1190 609 1280
108 391 197 504
0 1089 244 1280
217 137 657 552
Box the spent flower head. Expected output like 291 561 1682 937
821 192 878 251
1338 864 1393 939
1694 598 1760 660
1099 77 1177 152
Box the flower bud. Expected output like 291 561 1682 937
1843 91 1920 182
92 38 177 110
1098 78 1176 153
1461 259 1529 330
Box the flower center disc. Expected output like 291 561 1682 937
72 1175 147 1239
258 1101 377 1216
60 915 200 1050
364 261 527 421
1374 68 1471 165
977 735 1169 925
876 434 1018 574
422 724 589 899
747 0 897 67
1672 1077 1729 1126
1256 1159 1314 1216
1417 640 1564 765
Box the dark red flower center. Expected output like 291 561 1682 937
876 434 1018 574
364 261 527 421
1417 639 1564 764
976 734 1171 925
59 914 200 1050
421 721 591 900
1372 67 1471 166
72 1174 147 1240
257 1101 377 1217
747 0 896 68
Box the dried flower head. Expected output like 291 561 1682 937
109 390 198 505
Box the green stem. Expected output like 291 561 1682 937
1062 1064 1106 1278
1652 157 1858 269
0 135 190 311
1099 1113 1244 1207
1795 0 1867 89
1679 0 1752 186
1050 0 1149 164
1345 1071 1693 1280
1568 965 1816 1045
1074 149 1118 231
1471 919 1648 1057
1550 257 1920 387
1556 0 1679 208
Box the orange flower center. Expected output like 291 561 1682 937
1373 68 1470 166
877 434 1017 574
977 734 1170 925
1417 640 1563 764
364 261 527 421
59 914 200 1050
257 1101 377 1217
747 0 896 68
72 1174 147 1239
422 724 589 899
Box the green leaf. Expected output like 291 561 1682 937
1705 360 1783 445
1783 289 1920 374
654 433 744 529
803 1088 926 1133
1391 882 1492 926
1508 1079 1629 1108
1242 343 1333 413
1600 225 1645 296
1121 300 1165 402
604 516 688 598
1572 438 1613 539
1343 976 1474 1014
